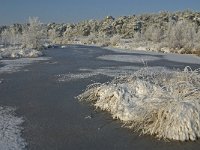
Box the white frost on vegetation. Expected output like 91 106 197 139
0 47 43 59
0 106 26 150
78 67 200 141
57 66 145 82
0 57 50 74
57 72 98 82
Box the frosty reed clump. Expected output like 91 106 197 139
77 67 200 141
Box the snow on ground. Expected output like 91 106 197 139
0 47 43 59
0 106 26 150
78 67 200 141
0 57 50 74
103 47 200 64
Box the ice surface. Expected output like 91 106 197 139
98 54 161 63
103 47 200 64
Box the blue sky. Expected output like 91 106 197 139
0 0 200 25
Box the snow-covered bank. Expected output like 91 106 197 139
0 106 26 150
103 46 200 65
0 57 50 74
66 38 200 57
0 47 43 59
78 67 200 141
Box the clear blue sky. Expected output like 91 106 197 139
0 0 200 25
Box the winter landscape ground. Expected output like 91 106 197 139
0 10 200 150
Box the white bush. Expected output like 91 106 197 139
144 25 163 43
21 17 47 50
110 34 121 46
0 28 21 47
48 29 61 44
78 67 200 141
167 21 196 50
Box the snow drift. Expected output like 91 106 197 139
78 67 200 141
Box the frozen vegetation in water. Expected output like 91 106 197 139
78 67 200 141
0 106 26 150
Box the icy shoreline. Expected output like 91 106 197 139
0 106 26 150
0 57 50 74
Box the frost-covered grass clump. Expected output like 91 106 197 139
78 67 200 141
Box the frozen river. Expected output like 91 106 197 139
0 45 199 150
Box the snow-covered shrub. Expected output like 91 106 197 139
95 35 111 47
167 21 196 50
78 67 200 141
21 17 47 50
0 28 21 47
0 48 43 58
48 29 61 44
144 25 163 43
79 34 97 45
110 34 121 46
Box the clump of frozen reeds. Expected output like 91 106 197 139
77 66 200 141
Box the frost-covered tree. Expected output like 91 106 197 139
110 34 121 46
144 25 163 43
167 21 196 50
22 17 47 50
48 29 61 44
0 29 10 47
0 28 21 47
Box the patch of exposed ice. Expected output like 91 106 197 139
0 57 50 74
0 106 26 150
103 47 200 64
98 54 160 63
163 54 200 64
78 67 200 141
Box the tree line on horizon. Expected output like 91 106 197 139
0 10 200 55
